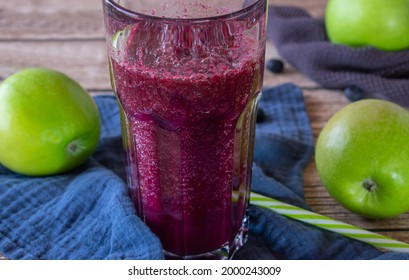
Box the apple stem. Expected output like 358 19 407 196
68 142 78 153
363 179 377 192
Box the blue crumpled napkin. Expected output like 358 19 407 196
0 95 163 260
1 83 408 260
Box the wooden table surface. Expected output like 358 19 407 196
1 0 408 260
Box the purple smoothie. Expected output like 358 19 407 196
109 12 265 257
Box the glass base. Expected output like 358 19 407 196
164 215 249 260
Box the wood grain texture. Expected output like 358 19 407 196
0 41 110 90
0 0 105 40
1 0 409 259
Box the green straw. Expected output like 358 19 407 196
250 192 409 253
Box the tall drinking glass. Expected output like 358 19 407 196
102 0 267 259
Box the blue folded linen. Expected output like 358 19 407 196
1 84 408 259
0 96 163 260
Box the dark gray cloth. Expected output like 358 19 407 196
267 6 409 106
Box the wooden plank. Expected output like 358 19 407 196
0 0 105 40
377 231 409 244
0 41 111 90
0 0 327 40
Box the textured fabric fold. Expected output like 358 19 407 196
267 6 409 106
0 96 163 260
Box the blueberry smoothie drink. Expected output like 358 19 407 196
103 0 267 259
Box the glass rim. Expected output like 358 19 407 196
103 0 266 23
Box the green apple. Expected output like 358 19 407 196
0 68 101 176
325 0 409 51
315 99 409 219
